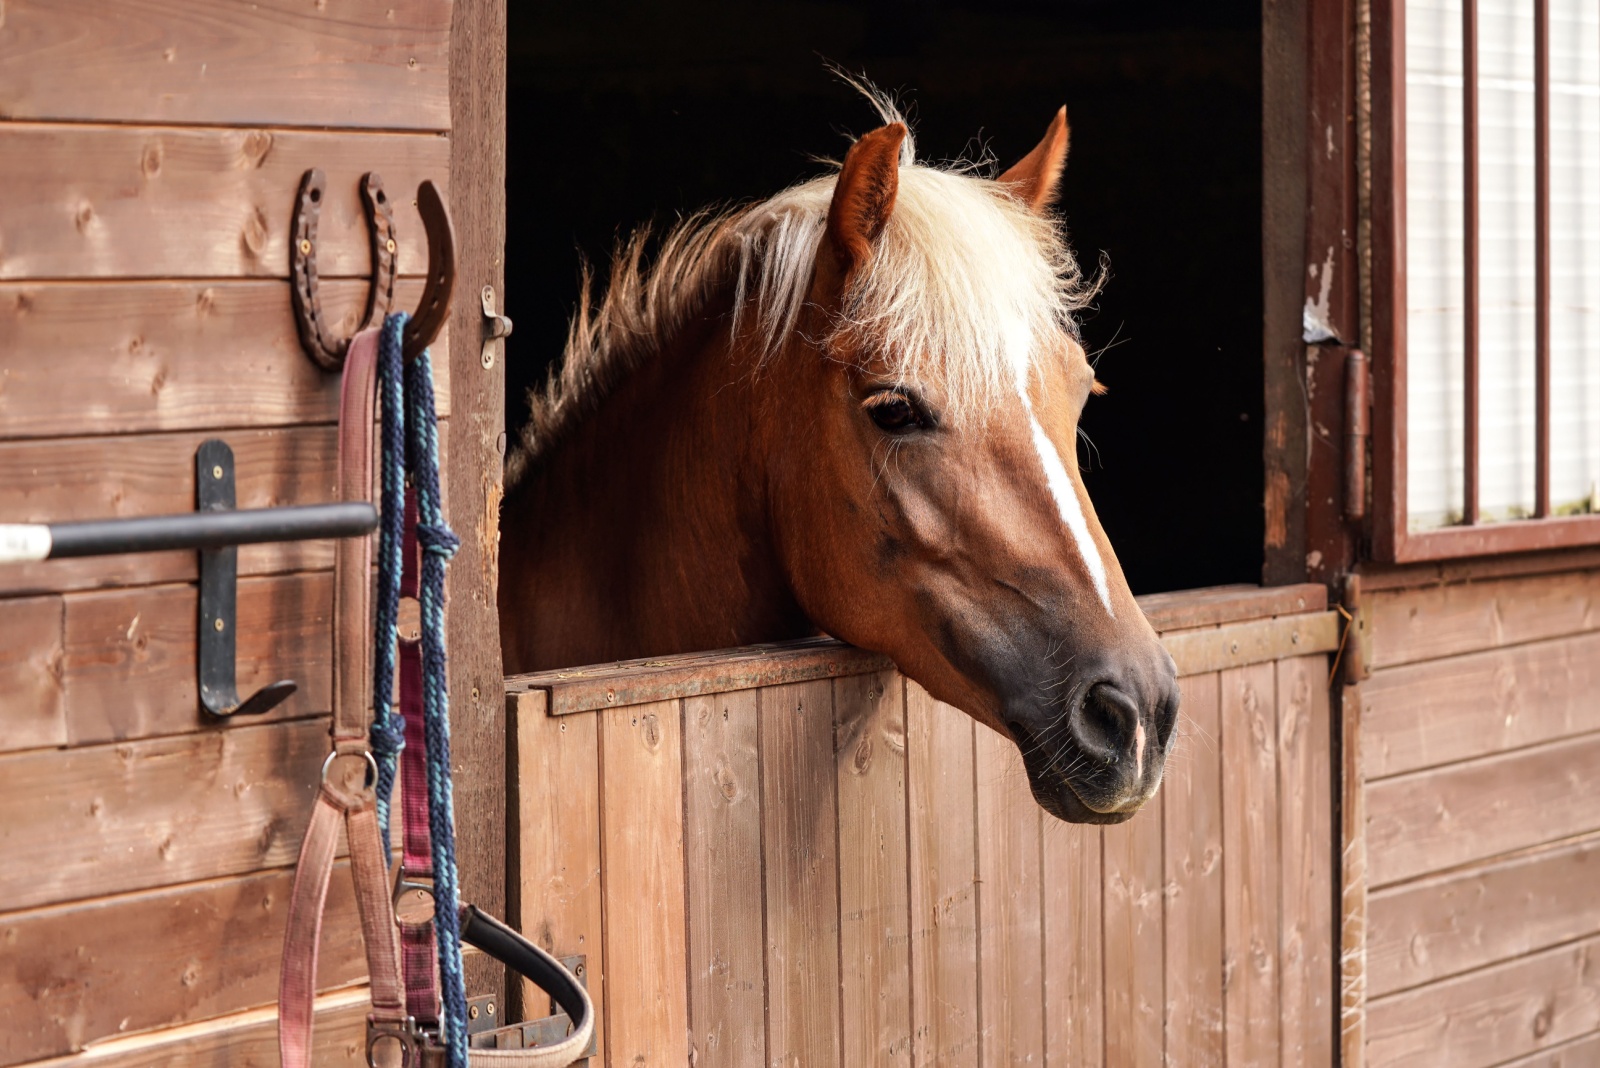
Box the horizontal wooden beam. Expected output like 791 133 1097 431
1161 610 1339 677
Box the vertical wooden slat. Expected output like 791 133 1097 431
906 682 980 1068
682 690 767 1068
1102 796 1164 1067
1222 663 1282 1066
1042 820 1104 1068
1463 0 1481 524
834 671 913 1067
508 695 605 1061
1533 0 1551 517
1277 656 1335 1066
974 725 1046 1067
1340 681 1368 1068
600 698 689 1067
446 0 509 1002
760 679 842 1068
1162 672 1226 1066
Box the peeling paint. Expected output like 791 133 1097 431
1303 245 1341 344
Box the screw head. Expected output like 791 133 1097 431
212 465 223 479
298 238 311 255
469 1005 479 1020
385 238 396 254
213 617 225 632
486 1002 496 1016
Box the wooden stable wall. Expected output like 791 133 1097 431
508 585 1339 1067
0 2 507 1063
1343 564 1600 1068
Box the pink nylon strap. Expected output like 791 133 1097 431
398 490 442 1022
279 328 408 1067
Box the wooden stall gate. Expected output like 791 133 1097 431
507 584 1340 1067
0 1 508 1064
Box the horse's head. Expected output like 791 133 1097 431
759 110 1178 823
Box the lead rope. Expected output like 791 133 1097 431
373 312 469 1067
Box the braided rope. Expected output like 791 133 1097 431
370 318 408 861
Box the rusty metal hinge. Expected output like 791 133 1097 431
1343 348 1371 521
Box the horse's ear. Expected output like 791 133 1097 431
825 123 907 278
999 106 1071 213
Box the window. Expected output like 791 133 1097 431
1370 0 1600 560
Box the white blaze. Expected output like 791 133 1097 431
1016 382 1115 617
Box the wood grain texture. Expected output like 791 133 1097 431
1367 833 1600 996
0 717 326 910
1359 630 1600 779
1277 655 1334 1066
1366 732 1600 887
974 724 1045 1067
1493 1030 1600 1067
0 595 65 753
0 0 450 129
61 571 331 745
1221 662 1281 1066
905 682 980 1068
0 125 448 280
1102 791 1164 1068
0 279 447 443
682 689 767 1068
1136 583 1325 632
507 694 604 1060
1365 935 1600 1068
1366 570 1600 669
0 861 365 1064
1340 681 1368 1068
445 0 509 1005
15 988 369 1068
1162 672 1225 1067
1042 821 1104 1068
834 671 913 1068
0 427 338 594
1162 611 1339 677
599 699 690 1068
760 679 843 1068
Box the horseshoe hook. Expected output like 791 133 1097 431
289 169 400 370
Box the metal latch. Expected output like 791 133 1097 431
480 286 513 369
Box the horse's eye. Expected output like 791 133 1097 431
865 393 924 433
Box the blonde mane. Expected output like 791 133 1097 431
510 100 1097 483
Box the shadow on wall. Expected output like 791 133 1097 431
504 0 1263 595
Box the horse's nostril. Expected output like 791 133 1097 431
1073 682 1140 762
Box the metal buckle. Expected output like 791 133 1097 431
366 1015 426 1068
393 875 437 926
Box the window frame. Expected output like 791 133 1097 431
1367 0 1600 562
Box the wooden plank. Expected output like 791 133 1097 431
1137 583 1325 632
0 278 448 442
1161 672 1225 1066
1366 570 1600 669
446 0 508 1004
1340 681 1369 1068
973 724 1046 1067
19 988 369 1068
0 125 448 280
1492 1031 1600 1067
1101 790 1164 1067
760 679 843 1068
1042 821 1104 1068
834 671 913 1067
1277 655 1335 1066
1365 934 1600 1068
1359 630 1600 779
905 682 980 1068
0 595 64 753
507 694 605 1063
0 862 366 1064
0 427 337 594
681 689 766 1068
598 698 689 1067
1221 662 1281 1065
507 636 891 715
1162 610 1339 677
0 0 450 129
1366 732 1600 887
61 571 331 746
0 717 326 910
1368 833 1600 996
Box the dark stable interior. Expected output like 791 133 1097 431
504 0 1262 595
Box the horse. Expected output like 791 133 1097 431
498 97 1180 824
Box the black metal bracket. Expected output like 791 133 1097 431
196 440 298 718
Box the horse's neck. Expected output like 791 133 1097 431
499 321 811 673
